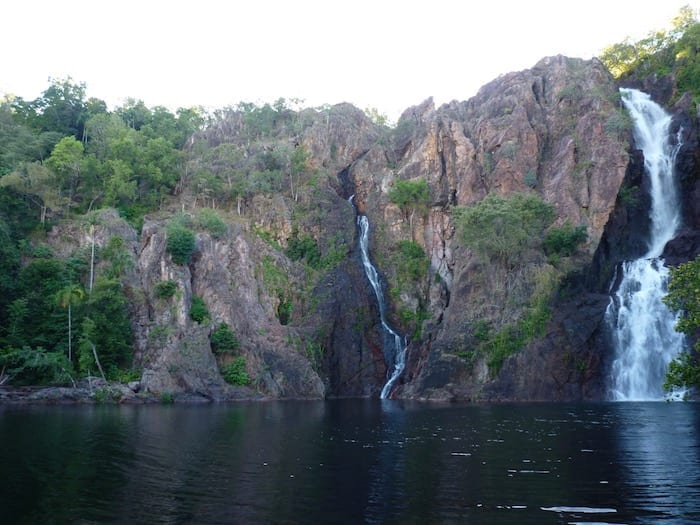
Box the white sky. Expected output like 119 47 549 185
1 0 698 121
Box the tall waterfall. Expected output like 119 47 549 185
606 88 686 401
356 214 407 399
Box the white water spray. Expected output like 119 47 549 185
606 88 686 401
356 214 407 399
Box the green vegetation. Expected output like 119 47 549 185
286 233 321 268
154 280 178 299
166 218 196 265
604 109 633 139
76 278 133 379
0 226 133 384
261 256 293 324
0 346 74 386
3 79 200 225
286 229 348 272
222 356 250 386
305 341 325 372
0 79 352 390
394 240 429 284
194 208 227 238
159 391 175 404
601 6 700 104
476 293 551 374
454 193 556 269
210 322 240 354
389 179 430 231
452 197 564 374
189 296 210 324
662 255 700 391
543 222 588 257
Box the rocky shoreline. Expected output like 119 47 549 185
0 378 262 405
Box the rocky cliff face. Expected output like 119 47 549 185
45 56 700 401
346 56 633 400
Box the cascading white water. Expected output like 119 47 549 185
606 88 686 401
357 214 407 399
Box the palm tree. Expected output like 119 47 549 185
55 284 85 363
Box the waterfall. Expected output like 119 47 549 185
606 88 686 401
355 212 407 399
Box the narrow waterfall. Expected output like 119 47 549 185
356 212 407 399
606 88 686 401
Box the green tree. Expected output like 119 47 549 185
600 6 700 105
103 158 137 207
12 77 95 140
662 255 700 391
364 106 389 126
454 193 556 269
46 136 85 213
394 240 429 285
221 356 249 386
286 232 321 268
77 278 133 378
190 296 210 324
0 218 20 342
289 145 310 202
0 346 74 386
388 179 430 235
55 284 85 363
193 142 246 212
210 322 240 354
543 222 588 257
115 98 150 130
195 208 227 238
0 161 64 223
0 99 62 175
664 256 700 342
166 218 196 265
102 235 134 278
16 256 67 351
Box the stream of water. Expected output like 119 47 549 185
606 88 686 401
356 214 407 399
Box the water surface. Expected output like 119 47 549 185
0 400 698 524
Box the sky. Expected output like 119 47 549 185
2 0 699 122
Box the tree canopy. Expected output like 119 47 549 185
600 6 700 103
454 193 556 269
662 256 700 391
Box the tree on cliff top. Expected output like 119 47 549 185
600 6 700 103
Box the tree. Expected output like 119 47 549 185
46 136 85 213
599 5 700 93
166 216 196 265
210 323 240 354
388 179 430 235
0 98 62 175
115 98 150 130
55 284 85 363
77 278 133 378
0 162 64 223
13 77 91 139
18 257 68 351
543 222 588 257
101 235 134 279
454 193 556 269
662 255 700 391
364 106 389 127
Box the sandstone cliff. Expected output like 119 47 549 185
44 55 700 401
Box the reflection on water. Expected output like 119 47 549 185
0 401 698 524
